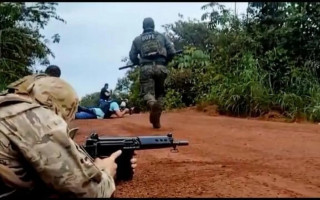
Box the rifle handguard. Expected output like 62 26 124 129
82 132 189 181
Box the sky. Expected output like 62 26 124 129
36 2 248 99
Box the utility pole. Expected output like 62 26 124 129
234 2 237 17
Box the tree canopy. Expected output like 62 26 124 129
0 2 64 90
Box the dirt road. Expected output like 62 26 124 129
71 108 320 197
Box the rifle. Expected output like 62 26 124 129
82 132 189 181
118 50 183 70
119 64 135 70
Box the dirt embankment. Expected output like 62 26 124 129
71 108 320 197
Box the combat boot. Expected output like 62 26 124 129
150 101 162 129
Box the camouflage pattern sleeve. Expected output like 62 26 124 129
0 104 116 198
129 37 140 65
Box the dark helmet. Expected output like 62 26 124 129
143 17 155 30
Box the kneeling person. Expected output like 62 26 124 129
0 75 137 198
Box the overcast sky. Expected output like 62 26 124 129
36 2 248 99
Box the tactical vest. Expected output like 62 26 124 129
0 93 40 198
0 74 47 120
140 32 167 59
4 74 48 95
0 74 71 198
0 94 39 118
0 96 78 198
0 74 46 197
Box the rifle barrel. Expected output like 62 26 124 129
173 141 189 146
119 64 134 70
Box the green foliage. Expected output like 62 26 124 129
305 88 320 121
162 17 211 51
112 77 130 102
0 2 64 91
113 2 320 122
79 92 100 107
164 88 184 110
205 53 271 117
166 46 212 106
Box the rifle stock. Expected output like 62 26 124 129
82 132 189 181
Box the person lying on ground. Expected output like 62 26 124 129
75 101 130 119
99 89 130 118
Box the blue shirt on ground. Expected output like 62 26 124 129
109 102 120 112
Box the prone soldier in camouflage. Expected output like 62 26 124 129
0 74 136 198
129 17 176 129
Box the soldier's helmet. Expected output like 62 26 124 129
143 17 155 30
27 77 79 123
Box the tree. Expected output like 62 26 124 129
162 15 211 52
0 2 65 90
79 92 100 107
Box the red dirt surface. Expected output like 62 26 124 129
71 108 320 198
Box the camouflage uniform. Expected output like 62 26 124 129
0 75 116 198
129 17 176 128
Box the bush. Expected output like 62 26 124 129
164 88 185 110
